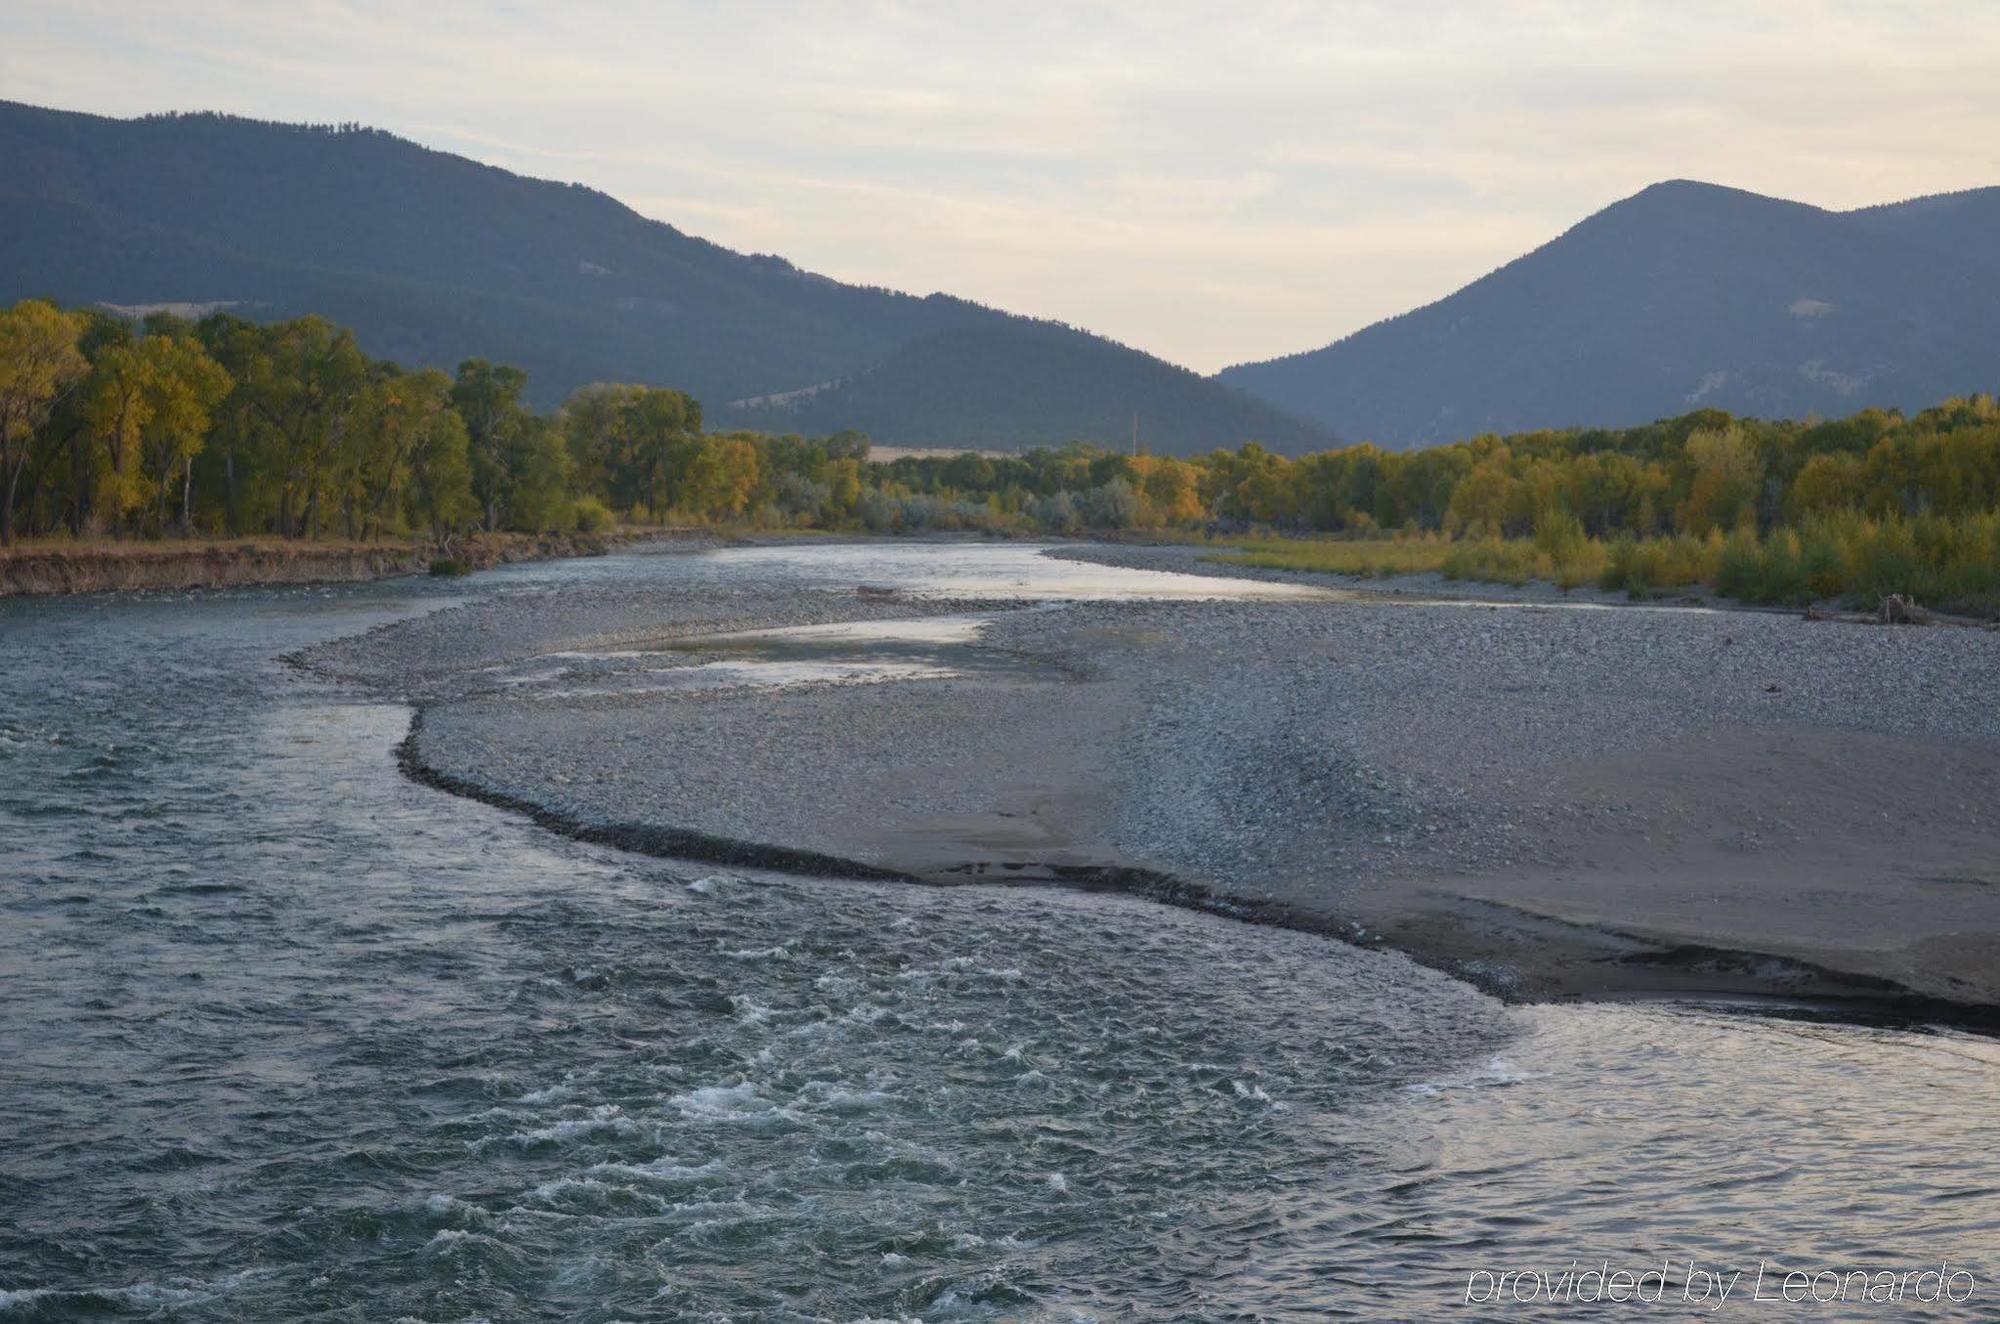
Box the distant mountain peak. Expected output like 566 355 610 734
1220 180 2000 446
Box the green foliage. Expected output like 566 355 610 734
1598 534 1718 598
452 359 530 531
0 299 90 544
569 496 615 533
3 298 1996 617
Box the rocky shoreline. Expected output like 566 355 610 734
302 539 2000 1024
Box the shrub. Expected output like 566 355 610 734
1084 478 1139 529
1532 505 1587 563
1599 533 1715 598
1713 527 1766 600
1032 491 1081 533
570 496 615 533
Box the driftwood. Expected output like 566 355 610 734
1877 593 1928 625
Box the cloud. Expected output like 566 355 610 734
10 0 1999 370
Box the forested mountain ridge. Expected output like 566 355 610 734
0 100 1326 454
720 320 1321 451
1221 179 2000 447
1845 186 2000 273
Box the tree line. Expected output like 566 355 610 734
855 400 2000 549
0 301 712 546
4 299 1997 578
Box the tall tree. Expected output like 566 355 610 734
238 318 369 537
560 382 652 513
351 368 456 540
404 383 476 547
0 301 88 545
136 334 234 536
80 343 153 535
452 359 529 531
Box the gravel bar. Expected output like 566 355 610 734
306 541 2000 1017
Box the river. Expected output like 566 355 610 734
2 543 1994 1321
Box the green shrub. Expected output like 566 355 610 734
570 496 615 533
1532 505 1586 563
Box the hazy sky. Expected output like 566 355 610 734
8 2 1999 371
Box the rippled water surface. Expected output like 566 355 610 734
2 544 1996 1321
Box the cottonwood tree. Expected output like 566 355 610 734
238 318 370 538
401 374 477 547
0 300 88 545
136 334 234 535
452 359 529 531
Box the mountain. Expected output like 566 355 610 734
724 321 1319 450
1220 179 2000 447
0 100 1325 455
1845 187 2000 273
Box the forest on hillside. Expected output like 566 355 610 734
2 298 1996 609
0 103 1322 450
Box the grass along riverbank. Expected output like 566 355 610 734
1210 509 2000 616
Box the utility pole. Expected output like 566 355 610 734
1131 412 1139 458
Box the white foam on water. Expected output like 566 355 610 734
509 1104 648 1145
517 1083 574 1104
588 1155 728 1183
424 1229 512 1258
524 1176 668 1210
670 1081 773 1119
719 942 791 961
803 1084 897 1111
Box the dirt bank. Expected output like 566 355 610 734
0 528 721 597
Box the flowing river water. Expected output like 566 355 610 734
2 543 1996 1322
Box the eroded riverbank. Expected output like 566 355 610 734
0 527 723 597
